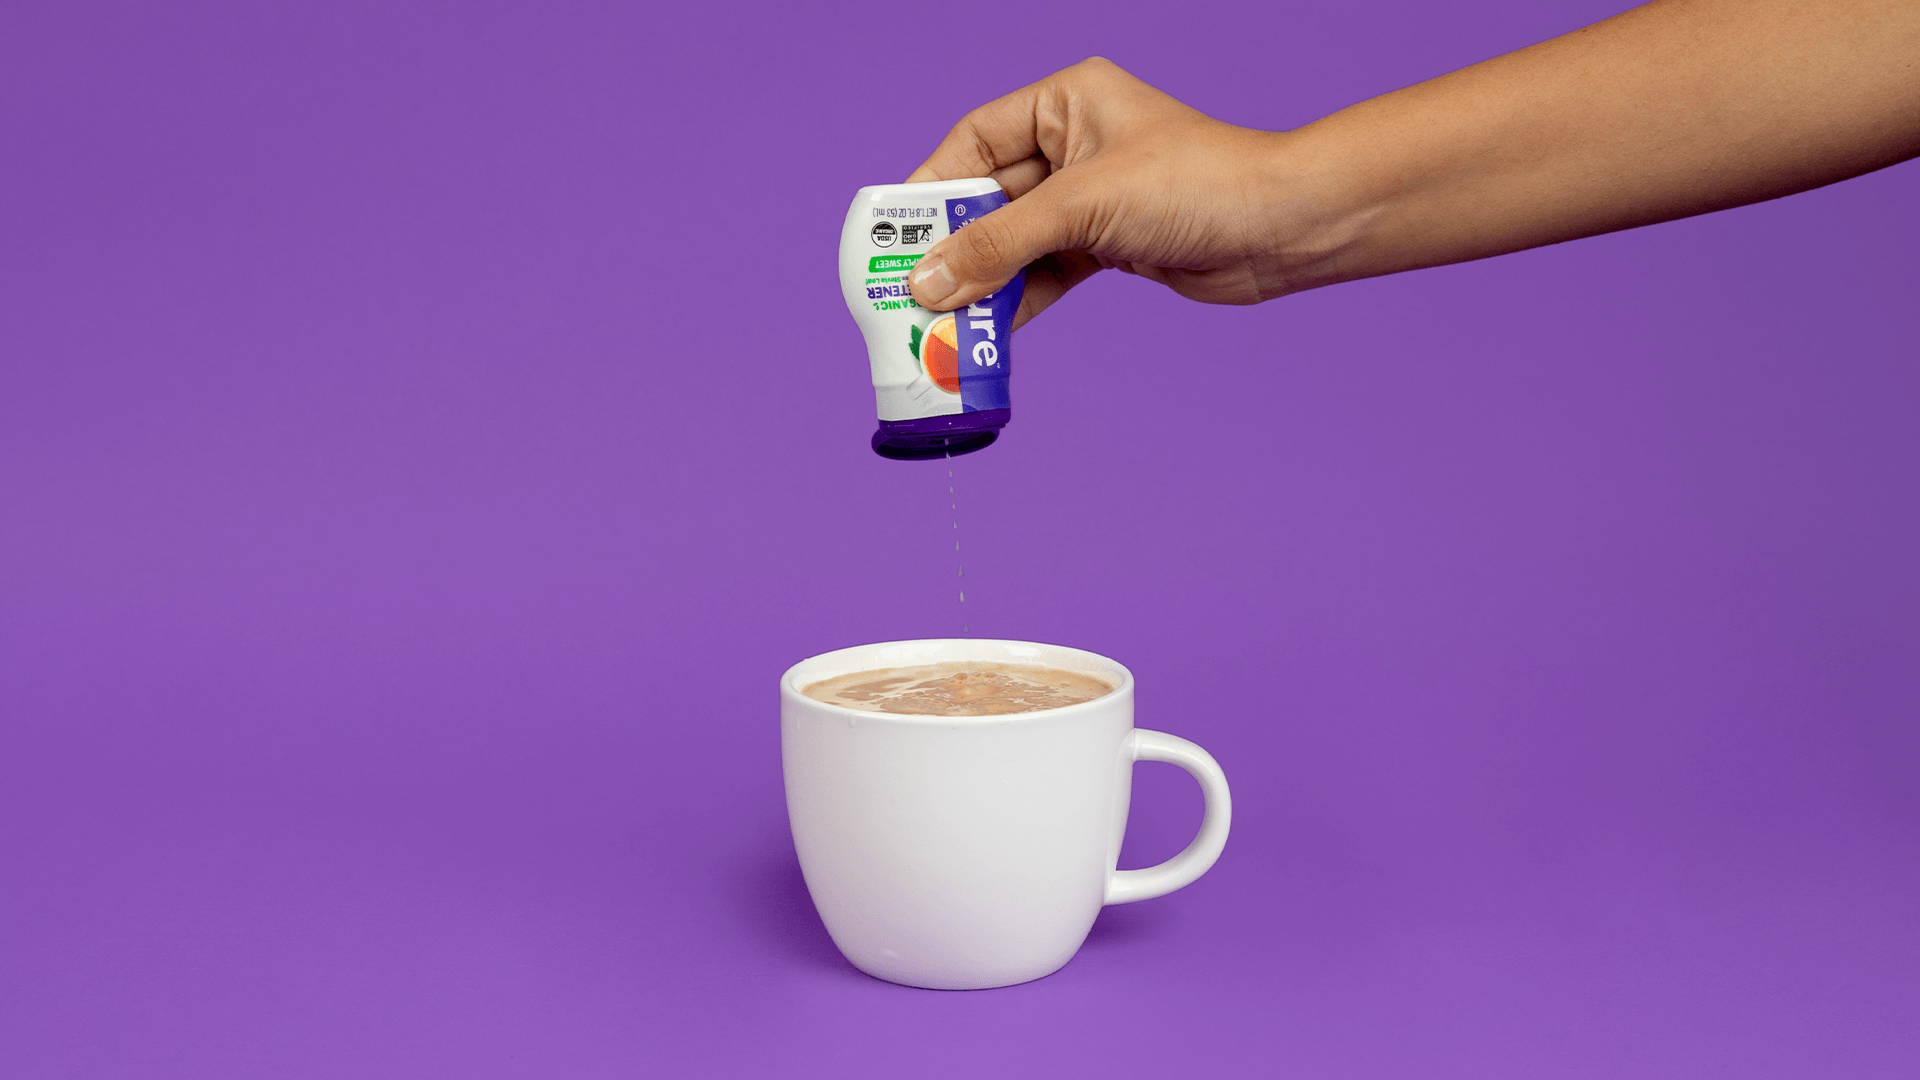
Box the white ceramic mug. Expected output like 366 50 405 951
780 639 1231 990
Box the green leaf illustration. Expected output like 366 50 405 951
909 324 923 360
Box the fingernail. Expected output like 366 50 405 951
910 254 957 307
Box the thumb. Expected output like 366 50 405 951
908 181 1083 311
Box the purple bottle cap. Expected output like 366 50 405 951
871 409 1010 461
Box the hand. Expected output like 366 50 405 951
910 4 1920 330
905 58 1326 328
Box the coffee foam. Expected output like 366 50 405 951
802 661 1115 717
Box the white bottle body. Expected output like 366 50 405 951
839 180 1024 458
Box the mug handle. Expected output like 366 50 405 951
1105 729 1233 905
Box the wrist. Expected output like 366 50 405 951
1246 124 1389 297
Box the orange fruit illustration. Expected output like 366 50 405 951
921 315 960 394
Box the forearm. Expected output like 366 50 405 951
1277 0 1920 292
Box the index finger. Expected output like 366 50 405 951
904 74 1053 183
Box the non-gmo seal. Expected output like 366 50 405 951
870 221 897 247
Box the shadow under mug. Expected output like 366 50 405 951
780 639 1231 989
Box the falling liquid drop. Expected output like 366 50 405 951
947 451 967 635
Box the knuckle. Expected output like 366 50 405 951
959 216 1016 272
1070 55 1124 88
1036 176 1097 249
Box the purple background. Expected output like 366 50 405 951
4 1 1916 1076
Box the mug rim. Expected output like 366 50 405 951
780 638 1135 724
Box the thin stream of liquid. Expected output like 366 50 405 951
952 445 967 630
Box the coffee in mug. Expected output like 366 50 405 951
781 638 1230 990
801 661 1115 716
